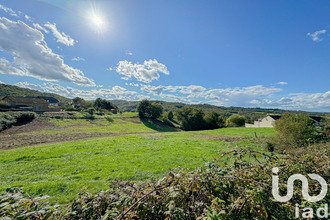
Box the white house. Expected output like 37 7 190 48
245 115 281 128
245 115 323 128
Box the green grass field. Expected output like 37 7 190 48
0 116 275 204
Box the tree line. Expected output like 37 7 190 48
137 99 247 131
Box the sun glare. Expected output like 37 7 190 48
91 15 104 28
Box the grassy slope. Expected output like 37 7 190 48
0 116 275 204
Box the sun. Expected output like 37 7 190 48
91 15 104 28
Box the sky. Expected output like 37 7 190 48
0 0 329 112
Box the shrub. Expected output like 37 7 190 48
273 113 323 148
15 112 36 123
0 112 36 131
226 114 246 127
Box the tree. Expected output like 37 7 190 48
176 107 206 131
167 111 174 121
94 98 118 112
204 112 225 129
274 113 318 147
73 97 85 107
150 103 163 119
226 114 246 127
137 100 163 119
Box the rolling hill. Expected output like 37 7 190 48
0 84 71 104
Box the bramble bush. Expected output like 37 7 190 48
1 145 328 220
273 113 328 149
0 112 36 131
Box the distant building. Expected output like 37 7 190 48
245 115 281 128
245 115 323 128
26 96 59 106
1 96 60 112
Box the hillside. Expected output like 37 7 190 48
0 84 71 104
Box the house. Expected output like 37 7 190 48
245 115 323 128
2 96 60 112
27 96 59 106
245 115 281 128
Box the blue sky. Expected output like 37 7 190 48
0 0 329 112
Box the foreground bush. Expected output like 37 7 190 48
1 146 329 219
274 113 328 148
0 112 36 131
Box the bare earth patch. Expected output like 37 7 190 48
0 118 155 150
0 118 59 135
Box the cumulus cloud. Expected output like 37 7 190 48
276 81 288 85
44 22 75 46
15 82 144 101
0 58 25 76
33 23 49 33
307 30 326 42
141 84 282 107
0 80 4 84
72 57 85 62
204 85 282 106
250 91 330 112
0 18 95 86
116 59 169 83
0 4 18 17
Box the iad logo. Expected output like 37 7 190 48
272 167 328 218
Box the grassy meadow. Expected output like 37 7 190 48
0 115 275 204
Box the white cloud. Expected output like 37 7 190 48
0 4 18 17
24 14 33 22
72 57 85 62
125 82 139 87
44 22 75 46
307 30 326 42
33 23 49 33
15 82 143 101
0 18 95 86
160 93 189 102
0 80 4 84
276 81 288 85
204 85 282 106
116 59 169 83
107 67 114 71
126 51 133 56
251 91 330 112
0 57 25 76
140 84 206 99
